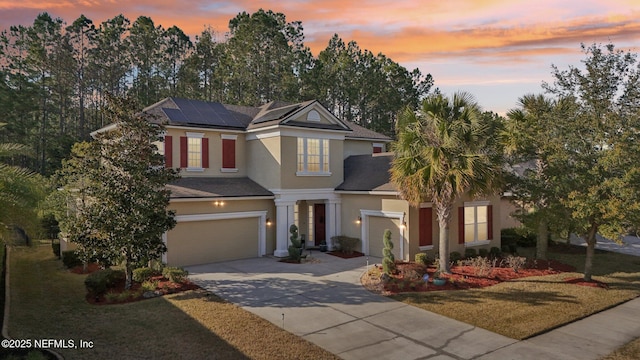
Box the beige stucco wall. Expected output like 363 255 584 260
368 217 402 259
343 139 375 159
500 198 523 229
280 137 345 189
164 127 247 177
246 136 282 189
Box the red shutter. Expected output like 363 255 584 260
487 205 493 240
222 139 236 169
419 207 433 246
164 135 173 168
180 136 187 168
202 137 209 168
458 207 465 244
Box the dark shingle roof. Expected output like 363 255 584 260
336 154 397 192
168 177 273 199
344 121 391 141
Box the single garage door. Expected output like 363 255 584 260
368 217 402 260
167 217 259 267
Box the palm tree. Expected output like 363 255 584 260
391 92 503 273
0 133 44 241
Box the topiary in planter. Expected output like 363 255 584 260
382 229 396 275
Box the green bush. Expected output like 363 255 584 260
62 250 82 268
449 251 463 263
382 229 396 275
415 253 429 265
84 269 125 295
332 235 360 255
162 267 188 283
133 267 157 282
464 248 477 258
51 242 61 258
287 224 302 262
490 247 502 257
478 248 489 258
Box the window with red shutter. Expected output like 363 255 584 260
419 207 433 247
164 135 173 168
222 139 236 169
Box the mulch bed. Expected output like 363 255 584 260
68 263 200 305
327 250 365 259
362 257 584 295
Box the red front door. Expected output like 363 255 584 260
314 204 326 246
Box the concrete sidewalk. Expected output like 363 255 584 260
187 252 640 360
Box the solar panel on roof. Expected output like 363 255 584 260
163 98 247 129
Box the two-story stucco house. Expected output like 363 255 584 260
82 97 501 267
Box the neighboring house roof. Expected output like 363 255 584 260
336 153 397 192
344 121 391 142
168 177 273 199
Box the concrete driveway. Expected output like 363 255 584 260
186 251 640 360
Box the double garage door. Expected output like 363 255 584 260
367 216 402 260
167 217 260 267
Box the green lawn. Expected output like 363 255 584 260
392 248 640 340
7 244 338 360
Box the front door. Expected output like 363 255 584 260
314 204 326 246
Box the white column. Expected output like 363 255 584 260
274 200 295 257
325 198 341 250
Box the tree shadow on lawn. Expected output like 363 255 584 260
393 287 579 307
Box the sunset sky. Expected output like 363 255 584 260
2 0 640 114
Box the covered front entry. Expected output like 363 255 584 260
165 211 267 267
314 203 326 246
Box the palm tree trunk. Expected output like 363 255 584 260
435 200 452 274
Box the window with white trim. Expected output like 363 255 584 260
297 138 329 175
188 137 202 168
464 204 489 244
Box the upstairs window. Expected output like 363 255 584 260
180 132 208 171
221 134 237 172
297 138 329 175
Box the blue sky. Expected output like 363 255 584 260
3 0 640 114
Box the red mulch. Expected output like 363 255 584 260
327 250 365 259
86 275 200 305
565 277 610 289
70 266 200 305
70 262 101 274
365 257 582 294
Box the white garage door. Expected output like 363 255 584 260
368 217 402 260
167 217 259 267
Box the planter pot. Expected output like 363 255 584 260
433 278 447 286
319 245 328 252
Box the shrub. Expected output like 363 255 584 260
382 229 396 275
84 269 125 295
461 256 493 277
133 267 156 282
332 235 360 255
141 280 158 292
478 248 489 258
61 250 82 268
287 224 302 262
162 267 188 283
464 248 477 258
415 253 429 265
505 255 527 273
449 251 463 263
51 242 61 258
490 247 502 257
